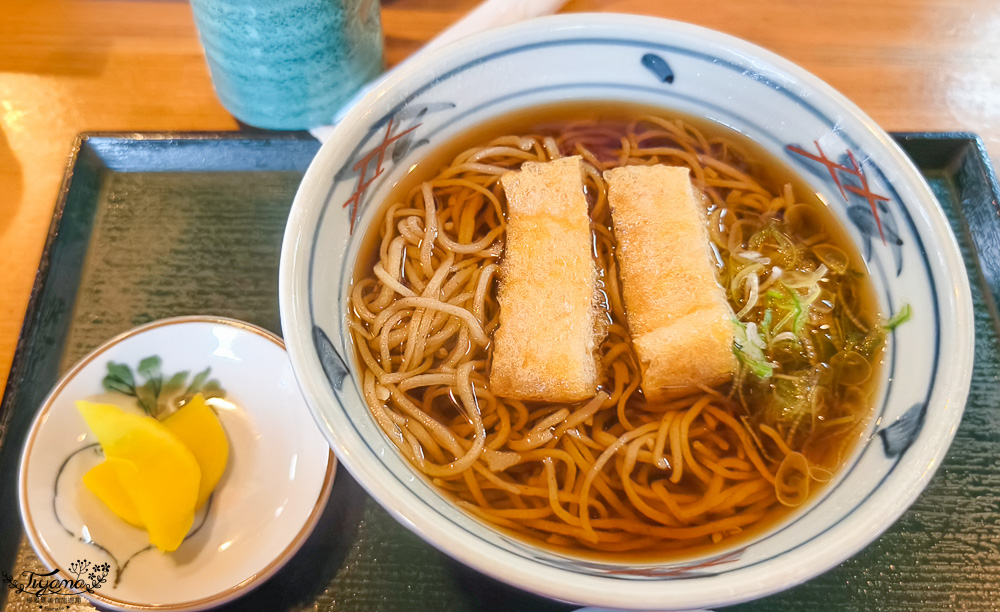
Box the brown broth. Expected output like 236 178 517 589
349 100 884 564
356 100 879 311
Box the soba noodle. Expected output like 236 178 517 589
349 112 888 558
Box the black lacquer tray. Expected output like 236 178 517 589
0 132 997 611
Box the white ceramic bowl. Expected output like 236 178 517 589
279 14 974 610
18 316 336 611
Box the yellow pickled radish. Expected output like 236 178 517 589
82 458 144 528
162 393 229 509
76 400 200 552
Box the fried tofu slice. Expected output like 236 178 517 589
490 156 601 402
605 164 736 402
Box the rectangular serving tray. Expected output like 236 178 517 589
1 132 998 611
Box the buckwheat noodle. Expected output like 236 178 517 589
349 115 881 556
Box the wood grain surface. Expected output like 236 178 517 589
1 0 999 404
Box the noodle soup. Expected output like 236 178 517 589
348 102 888 561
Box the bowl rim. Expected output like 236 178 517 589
279 12 974 609
17 315 337 612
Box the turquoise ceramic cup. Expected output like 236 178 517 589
191 0 383 130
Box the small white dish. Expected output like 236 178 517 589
18 316 336 612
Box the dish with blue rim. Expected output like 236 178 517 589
279 13 973 610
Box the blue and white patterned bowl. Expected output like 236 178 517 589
279 14 974 610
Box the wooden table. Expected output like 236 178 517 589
1 0 999 400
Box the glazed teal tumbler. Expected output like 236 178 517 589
190 0 383 130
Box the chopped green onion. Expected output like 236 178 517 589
885 304 912 331
787 287 808 335
767 283 809 336
733 319 774 379
761 308 774 339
